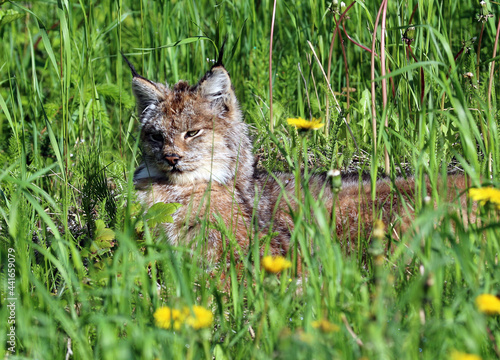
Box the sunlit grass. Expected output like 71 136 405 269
1 0 500 359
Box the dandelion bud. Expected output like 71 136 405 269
477 1 492 22
327 169 342 193
480 1 487 13
405 26 416 41
403 25 416 45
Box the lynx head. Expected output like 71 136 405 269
126 57 254 187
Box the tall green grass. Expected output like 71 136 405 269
1 0 500 359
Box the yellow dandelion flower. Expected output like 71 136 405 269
468 187 500 209
287 117 324 131
261 256 292 274
475 294 500 315
184 305 213 330
312 319 340 333
450 350 482 360
154 306 186 330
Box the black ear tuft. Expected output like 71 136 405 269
121 51 140 78
121 52 166 117
213 36 228 68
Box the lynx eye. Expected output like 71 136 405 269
149 133 163 143
185 129 203 139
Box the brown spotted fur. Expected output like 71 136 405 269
126 59 470 265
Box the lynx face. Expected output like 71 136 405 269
131 65 253 187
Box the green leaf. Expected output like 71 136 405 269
144 202 181 228
0 9 24 28
359 88 371 116
372 61 445 82
135 36 214 51
92 220 115 252
80 248 91 258
213 345 229 360
135 219 144 233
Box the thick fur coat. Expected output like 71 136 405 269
126 58 469 264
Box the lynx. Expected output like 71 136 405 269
124 55 469 265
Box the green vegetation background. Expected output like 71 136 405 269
1 0 499 359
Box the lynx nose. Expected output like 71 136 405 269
165 154 181 166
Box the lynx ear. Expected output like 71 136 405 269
132 77 166 116
197 66 237 111
121 52 166 116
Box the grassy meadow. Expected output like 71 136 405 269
1 0 500 358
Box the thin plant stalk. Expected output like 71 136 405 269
306 54 322 113
380 0 389 175
269 0 277 132
487 17 500 110
307 40 359 154
441 43 468 111
325 29 336 136
339 14 396 98
341 23 376 55
370 0 386 158
297 62 312 119
477 21 485 81
406 45 426 104
486 17 500 176
409 3 418 24
334 15 350 125
325 1 356 135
